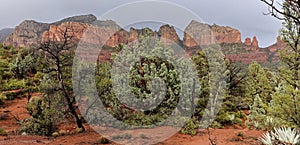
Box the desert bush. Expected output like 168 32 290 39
3 79 26 91
259 127 300 145
0 128 7 136
58 130 66 136
76 128 84 133
19 98 58 136
52 132 59 138
2 90 26 100
0 93 7 107
180 119 198 135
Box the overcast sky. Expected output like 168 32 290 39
0 0 282 47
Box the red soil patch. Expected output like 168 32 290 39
0 97 265 145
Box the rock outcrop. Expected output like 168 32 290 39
244 37 252 46
128 27 158 43
211 24 241 44
244 36 259 50
251 36 258 47
2 15 285 65
4 14 97 48
4 20 50 47
0 28 14 43
268 36 287 53
158 24 180 46
183 20 241 47
42 22 89 43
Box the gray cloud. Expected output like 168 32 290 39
0 0 281 47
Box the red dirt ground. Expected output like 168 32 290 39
0 97 264 145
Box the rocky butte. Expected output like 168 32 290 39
2 14 287 64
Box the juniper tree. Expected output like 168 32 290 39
245 62 276 106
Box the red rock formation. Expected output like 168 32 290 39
4 20 50 48
183 20 241 48
42 22 89 43
251 36 259 47
244 36 259 51
211 24 241 44
158 24 180 46
226 50 269 64
244 37 252 46
4 14 96 48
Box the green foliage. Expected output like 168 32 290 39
52 132 59 138
237 132 244 137
19 98 58 136
0 128 7 136
245 62 276 106
76 128 84 133
58 130 66 136
246 95 282 130
264 0 300 128
180 119 198 135
9 47 37 79
268 82 300 127
0 93 6 107
3 79 26 91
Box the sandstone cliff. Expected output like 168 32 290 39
4 14 97 48
158 24 180 46
2 15 285 65
183 20 241 47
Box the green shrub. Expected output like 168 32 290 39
0 93 7 107
3 79 26 91
19 98 58 136
0 128 7 136
76 128 84 133
52 132 59 138
2 90 26 100
180 119 198 135
59 130 66 136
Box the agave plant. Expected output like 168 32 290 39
259 132 273 145
259 127 300 145
272 127 300 144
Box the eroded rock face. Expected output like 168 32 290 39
4 20 50 47
211 24 241 44
3 15 284 65
42 22 89 43
244 36 259 51
4 14 97 48
244 37 252 46
81 20 129 47
183 20 241 47
128 27 158 43
158 24 180 46
251 36 258 48
183 21 213 47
